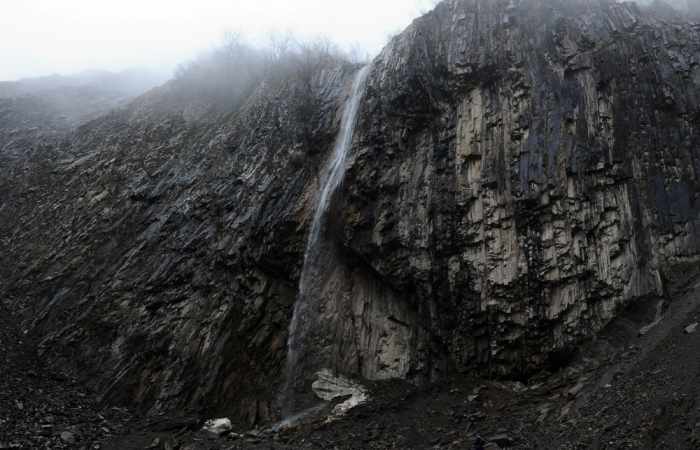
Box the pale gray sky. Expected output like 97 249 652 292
0 0 438 81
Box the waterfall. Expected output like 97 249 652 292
282 65 370 416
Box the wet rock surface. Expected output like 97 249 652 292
192 275 700 449
0 0 699 444
19 272 689 449
339 0 700 379
1 60 359 424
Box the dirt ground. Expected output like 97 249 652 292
2 274 699 450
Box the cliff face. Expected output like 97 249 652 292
1 0 699 425
0 65 357 424
339 0 700 378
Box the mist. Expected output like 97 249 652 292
0 0 440 82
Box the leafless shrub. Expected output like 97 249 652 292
173 32 354 113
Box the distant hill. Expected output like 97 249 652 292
0 68 167 129
635 0 700 16
0 68 167 98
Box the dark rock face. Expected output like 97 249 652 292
1 64 357 424
334 0 700 377
340 0 700 378
1 0 699 425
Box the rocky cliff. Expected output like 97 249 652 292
1 0 699 426
342 0 700 379
1 63 357 424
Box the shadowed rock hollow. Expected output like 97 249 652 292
1 0 699 429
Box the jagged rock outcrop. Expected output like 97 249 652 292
0 63 359 424
1 0 699 426
0 70 166 223
341 0 700 377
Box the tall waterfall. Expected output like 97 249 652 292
282 66 370 416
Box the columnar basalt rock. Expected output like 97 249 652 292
340 0 700 377
0 0 698 426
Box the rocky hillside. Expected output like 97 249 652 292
0 69 165 127
1 0 699 434
0 57 358 425
0 69 167 208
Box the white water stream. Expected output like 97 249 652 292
281 66 370 416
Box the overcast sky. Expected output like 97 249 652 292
0 0 438 81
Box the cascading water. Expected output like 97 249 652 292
281 65 370 417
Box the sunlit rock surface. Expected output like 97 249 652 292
1 0 699 426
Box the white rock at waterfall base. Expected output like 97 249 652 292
202 418 232 436
312 369 369 416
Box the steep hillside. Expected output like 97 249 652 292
0 69 165 127
1 58 358 425
1 0 699 444
341 0 700 379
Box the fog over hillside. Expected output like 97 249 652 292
0 0 441 82
0 69 167 98
0 68 168 128
1 0 700 449
1 0 695 83
635 0 698 11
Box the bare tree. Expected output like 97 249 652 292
173 32 352 116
